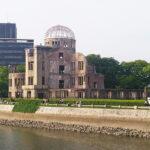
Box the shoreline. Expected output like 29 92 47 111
0 119 149 138
0 111 150 138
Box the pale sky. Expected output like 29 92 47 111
0 0 150 62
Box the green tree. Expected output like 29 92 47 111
87 54 150 89
16 64 25 72
0 66 9 97
119 60 150 89
87 54 121 88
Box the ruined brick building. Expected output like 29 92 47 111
9 25 104 98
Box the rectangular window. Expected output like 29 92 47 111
71 62 75 71
9 79 12 87
38 93 44 99
28 77 33 85
59 65 65 74
15 78 18 86
78 61 84 70
27 91 31 98
28 62 33 70
28 52 33 57
42 76 45 85
42 61 45 71
71 77 75 86
59 80 64 89
93 82 97 88
88 76 90 85
55 91 61 98
59 53 63 59
8 92 12 98
49 91 52 98
78 92 84 98
78 76 84 85
21 78 25 85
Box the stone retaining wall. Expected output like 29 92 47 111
36 106 150 119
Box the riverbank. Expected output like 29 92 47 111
0 118 150 138
0 105 150 138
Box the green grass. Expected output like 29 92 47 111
13 100 40 113
5 98 145 108
47 99 145 106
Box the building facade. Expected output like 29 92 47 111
0 23 34 66
0 23 17 39
0 39 34 65
9 25 104 98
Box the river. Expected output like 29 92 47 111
0 126 150 150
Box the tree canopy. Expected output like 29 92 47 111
87 54 150 89
16 64 25 73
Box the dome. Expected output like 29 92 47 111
45 25 75 40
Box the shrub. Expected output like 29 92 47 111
13 100 40 113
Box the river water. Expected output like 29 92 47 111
0 126 150 150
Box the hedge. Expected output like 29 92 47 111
5 98 145 107
47 99 145 106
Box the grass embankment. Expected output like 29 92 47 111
13 100 40 113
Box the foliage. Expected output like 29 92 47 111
13 100 40 113
80 99 144 106
119 60 150 89
87 54 121 88
16 64 25 73
4 98 145 107
0 66 9 97
47 99 144 106
87 54 150 89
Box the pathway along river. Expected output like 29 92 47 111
0 126 150 150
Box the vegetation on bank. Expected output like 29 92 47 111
13 100 40 113
46 99 145 106
6 98 145 107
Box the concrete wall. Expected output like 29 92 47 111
1 104 150 120
36 106 150 120
0 105 14 112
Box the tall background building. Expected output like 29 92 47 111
0 23 34 66
0 23 17 38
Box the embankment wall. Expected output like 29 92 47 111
0 105 150 138
36 106 150 119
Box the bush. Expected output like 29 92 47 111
13 100 40 113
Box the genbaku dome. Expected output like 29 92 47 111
8 25 104 98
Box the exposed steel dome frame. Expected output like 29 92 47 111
45 25 75 40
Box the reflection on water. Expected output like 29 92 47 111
0 126 150 150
